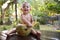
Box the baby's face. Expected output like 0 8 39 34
21 2 31 14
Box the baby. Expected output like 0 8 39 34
6 2 41 40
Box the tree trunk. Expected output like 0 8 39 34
15 0 17 21
0 7 3 25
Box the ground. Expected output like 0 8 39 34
0 24 60 40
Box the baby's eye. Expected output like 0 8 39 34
23 6 25 8
27 6 29 8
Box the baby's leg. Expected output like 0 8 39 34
6 28 16 35
31 28 36 35
5 28 16 40
36 30 41 40
31 28 41 40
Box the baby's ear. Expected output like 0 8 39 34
20 8 22 10
20 8 23 11
30 8 31 10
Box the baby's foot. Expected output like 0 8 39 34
37 38 41 40
5 33 10 36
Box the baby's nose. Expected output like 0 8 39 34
24 6 27 9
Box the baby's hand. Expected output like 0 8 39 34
27 24 32 28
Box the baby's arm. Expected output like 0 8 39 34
31 15 34 23
21 15 32 28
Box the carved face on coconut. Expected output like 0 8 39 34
16 24 31 36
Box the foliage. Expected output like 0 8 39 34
0 25 13 31
0 0 7 6
46 0 60 13
47 3 60 13
0 0 60 25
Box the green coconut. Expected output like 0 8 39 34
16 22 40 36
16 24 31 36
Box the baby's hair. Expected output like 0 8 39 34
21 2 30 8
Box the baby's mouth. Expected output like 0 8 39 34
24 9 28 11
